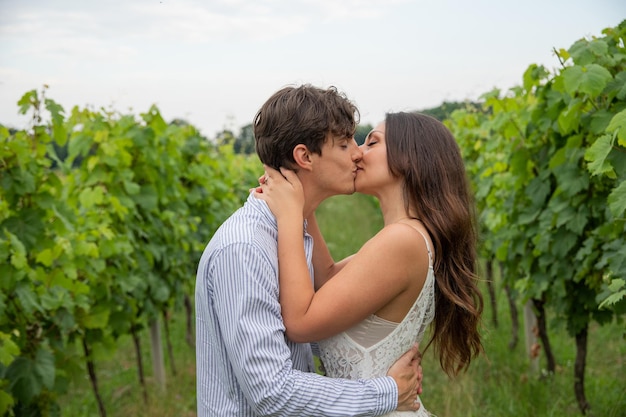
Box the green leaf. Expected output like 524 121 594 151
605 71 626 100
44 98 64 123
36 248 54 267
0 332 20 366
566 208 589 235
4 208 45 252
45 98 67 146
17 90 38 115
562 64 613 98
606 109 626 145
585 134 615 176
526 177 551 207
0 389 15 415
568 38 609 65
118 274 145 294
123 180 140 195
608 278 625 292
68 132 94 162
562 66 584 94
80 306 110 329
549 147 567 170
15 283 42 315
568 39 594 65
86 155 99 172
589 110 614 134
39 286 74 311
6 232 27 270
553 163 589 196
151 283 170 303
599 289 626 310
517 208 541 225
557 98 583 134
142 106 168 134
579 64 613 97
78 186 105 208
135 185 158 210
34 348 55 389
52 123 68 148
608 180 626 217
587 39 609 56
6 357 42 403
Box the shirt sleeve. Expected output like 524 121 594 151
211 243 398 416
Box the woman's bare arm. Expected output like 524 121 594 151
305 213 352 290
256 167 427 343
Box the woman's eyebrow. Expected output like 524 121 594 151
366 130 382 140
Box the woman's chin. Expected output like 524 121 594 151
354 183 369 195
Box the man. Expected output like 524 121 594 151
195 84 422 416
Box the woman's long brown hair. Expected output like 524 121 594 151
385 112 484 377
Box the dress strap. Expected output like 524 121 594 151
415 230 433 268
396 221 434 268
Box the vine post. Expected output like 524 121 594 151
150 318 166 391
522 301 539 373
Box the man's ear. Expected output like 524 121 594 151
292 144 313 171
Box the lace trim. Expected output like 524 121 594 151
317 225 437 416
318 268 435 380
339 267 434 353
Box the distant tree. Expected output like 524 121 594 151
234 123 255 154
52 141 68 165
216 129 236 146
354 123 373 145
226 121 375 152
420 100 482 122
170 118 190 127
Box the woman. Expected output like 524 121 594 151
256 111 483 416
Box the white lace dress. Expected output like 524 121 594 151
318 231 436 417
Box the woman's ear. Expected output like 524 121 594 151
292 144 312 171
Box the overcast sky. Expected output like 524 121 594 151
0 0 623 138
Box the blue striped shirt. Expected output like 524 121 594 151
195 193 397 416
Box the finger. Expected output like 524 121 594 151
411 400 420 411
411 343 421 361
279 166 297 181
263 165 281 177
399 344 418 365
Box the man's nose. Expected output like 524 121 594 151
352 142 363 161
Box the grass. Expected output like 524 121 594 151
59 193 626 416
418 287 626 417
58 316 197 417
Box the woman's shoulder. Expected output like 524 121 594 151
376 221 429 243
369 221 432 262
364 222 426 253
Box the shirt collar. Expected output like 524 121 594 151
247 191 308 235
247 191 277 228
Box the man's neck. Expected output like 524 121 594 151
299 173 324 220
302 188 321 220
